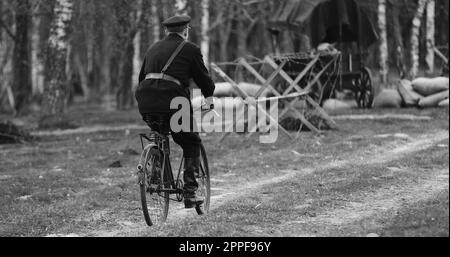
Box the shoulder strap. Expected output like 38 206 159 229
161 41 187 74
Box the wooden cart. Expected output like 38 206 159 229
268 0 379 108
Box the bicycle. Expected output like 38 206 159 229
137 107 213 227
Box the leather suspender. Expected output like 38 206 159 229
145 40 187 86
162 41 187 74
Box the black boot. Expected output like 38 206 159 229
183 157 204 209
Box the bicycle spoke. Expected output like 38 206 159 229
140 145 170 226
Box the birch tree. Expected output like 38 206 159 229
409 0 429 79
132 0 143 89
425 0 435 74
31 1 49 96
200 0 210 65
151 0 160 43
12 0 32 113
41 0 73 117
114 0 144 110
72 0 93 101
175 0 188 16
377 0 388 84
388 0 406 78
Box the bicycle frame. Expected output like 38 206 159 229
139 132 184 202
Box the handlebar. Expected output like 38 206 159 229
201 103 215 112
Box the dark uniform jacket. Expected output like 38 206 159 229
135 33 215 114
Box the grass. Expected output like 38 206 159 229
380 190 449 237
0 104 448 237
146 141 448 237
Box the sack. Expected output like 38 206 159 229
322 99 351 112
438 98 449 107
373 89 403 108
237 82 271 97
213 82 236 97
213 82 271 97
418 90 449 108
412 77 449 96
397 80 423 107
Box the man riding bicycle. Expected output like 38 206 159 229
135 15 215 209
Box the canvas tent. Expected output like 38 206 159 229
268 0 378 48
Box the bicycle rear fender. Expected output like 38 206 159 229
137 143 158 171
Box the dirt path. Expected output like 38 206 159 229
333 114 433 121
31 122 235 137
65 130 448 237
279 168 449 236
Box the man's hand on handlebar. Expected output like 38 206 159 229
201 97 215 111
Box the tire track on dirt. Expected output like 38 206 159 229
280 168 449 236
82 130 448 237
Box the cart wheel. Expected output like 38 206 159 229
355 67 374 108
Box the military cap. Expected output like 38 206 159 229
162 15 191 28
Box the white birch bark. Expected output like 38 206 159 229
151 1 160 43
425 0 435 74
175 0 188 15
201 0 210 65
43 0 73 115
377 0 388 84
31 16 44 95
132 0 143 89
410 0 429 79
49 0 73 52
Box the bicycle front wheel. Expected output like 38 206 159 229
196 144 211 215
139 147 170 226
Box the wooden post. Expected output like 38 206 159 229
211 63 293 141
266 55 338 130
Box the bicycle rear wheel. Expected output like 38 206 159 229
195 144 211 215
139 147 170 226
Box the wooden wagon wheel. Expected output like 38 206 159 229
354 67 374 108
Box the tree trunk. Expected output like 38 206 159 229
38 0 56 96
151 0 160 43
218 3 233 62
389 0 406 78
409 0 429 79
139 0 151 53
41 0 73 117
12 0 32 113
31 11 44 96
237 18 248 58
0 1 3 42
200 0 210 65
74 52 90 100
116 39 134 110
99 21 112 97
175 0 188 15
425 0 435 74
114 0 138 110
377 0 388 84
132 0 143 90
